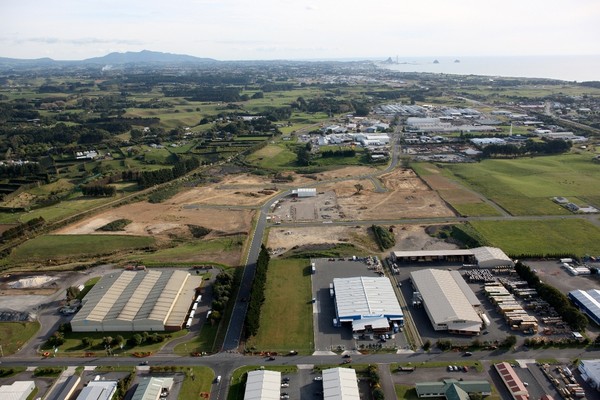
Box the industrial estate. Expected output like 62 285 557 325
0 51 599 400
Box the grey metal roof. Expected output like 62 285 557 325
323 368 360 400
72 270 196 328
244 370 281 400
131 377 174 400
333 277 403 320
410 269 481 329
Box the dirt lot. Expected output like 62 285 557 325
320 168 455 220
268 223 457 257
56 198 255 238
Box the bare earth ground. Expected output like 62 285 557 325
321 168 455 220
268 224 457 256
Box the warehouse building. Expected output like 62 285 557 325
76 380 118 400
323 368 360 400
410 269 482 335
0 381 35 400
292 188 317 197
415 379 491 399
391 246 513 268
132 377 174 400
333 276 403 332
71 270 203 332
244 370 281 400
569 289 600 325
578 359 600 390
494 362 529 400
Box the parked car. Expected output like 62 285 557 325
281 383 289 388
314 376 323 381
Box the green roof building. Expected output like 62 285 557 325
415 379 491 399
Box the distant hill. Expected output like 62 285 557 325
82 50 217 64
0 50 218 68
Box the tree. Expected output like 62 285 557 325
113 335 125 347
66 286 81 301
82 337 94 348
129 333 143 346
354 183 364 194
502 335 517 348
423 340 431 351
296 143 311 166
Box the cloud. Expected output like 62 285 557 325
7 37 145 46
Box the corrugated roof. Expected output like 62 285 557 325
471 247 513 267
392 249 473 257
72 270 195 330
569 289 600 323
410 269 481 331
494 362 528 400
244 370 281 400
323 368 360 400
333 277 403 320
131 377 174 400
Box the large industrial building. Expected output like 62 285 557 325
132 377 174 400
391 246 513 268
333 276 403 332
410 269 482 335
76 381 118 400
569 289 600 325
0 381 35 400
244 370 281 400
579 360 600 390
71 270 203 332
323 368 360 400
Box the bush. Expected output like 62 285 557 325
96 219 132 231
188 225 212 238
371 225 395 250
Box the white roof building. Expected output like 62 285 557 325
0 381 35 400
333 276 403 331
71 270 203 332
579 360 600 390
292 188 317 198
410 269 482 335
132 377 174 400
470 247 514 268
76 381 118 400
244 370 281 400
323 368 360 400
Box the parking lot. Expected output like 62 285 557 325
310 258 409 353
275 366 372 400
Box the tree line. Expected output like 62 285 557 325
1 216 45 242
137 157 200 188
321 148 356 158
81 184 116 197
244 245 270 338
481 139 572 158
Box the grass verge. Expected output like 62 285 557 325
0 322 40 355
245 258 313 353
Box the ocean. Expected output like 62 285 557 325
378 55 600 82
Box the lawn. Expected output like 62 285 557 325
41 329 188 357
131 235 245 266
395 385 419 400
469 219 600 256
0 322 40 355
434 154 600 215
246 143 298 170
9 234 155 262
176 367 214 400
245 258 313 353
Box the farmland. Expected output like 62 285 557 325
418 154 600 216
469 219 600 257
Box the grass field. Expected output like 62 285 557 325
469 219 600 256
41 329 188 356
9 234 155 262
245 258 313 353
246 143 298 170
131 235 245 266
0 322 40 355
177 367 214 400
433 154 600 215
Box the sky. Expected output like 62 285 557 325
1 0 599 61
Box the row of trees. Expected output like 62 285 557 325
245 245 270 338
0 216 45 242
137 157 200 188
515 262 588 331
209 272 234 323
320 148 356 158
480 139 572 158
81 184 116 197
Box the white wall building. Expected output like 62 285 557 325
0 381 35 400
244 370 281 400
323 368 360 400
579 360 600 390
